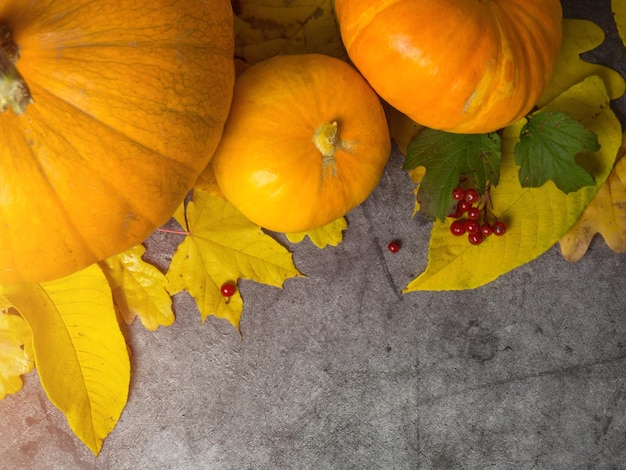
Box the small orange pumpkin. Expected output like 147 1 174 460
0 0 235 284
334 0 563 134
212 54 391 233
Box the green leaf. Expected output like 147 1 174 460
403 129 501 220
514 111 599 193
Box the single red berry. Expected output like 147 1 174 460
464 188 480 204
448 203 464 219
492 221 507 236
468 232 484 245
220 282 237 297
451 186 466 201
458 200 472 212
387 241 401 253
450 220 466 236
467 207 481 220
464 219 479 234
480 224 493 237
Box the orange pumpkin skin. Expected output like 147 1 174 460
212 54 391 233
334 0 563 134
0 0 234 283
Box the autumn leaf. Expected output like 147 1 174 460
194 160 225 199
99 245 174 331
404 75 622 291
166 190 302 329
560 132 626 261
538 19 626 106
285 217 348 248
2 265 130 455
0 309 34 400
383 103 425 156
403 130 501 220
612 0 626 48
514 111 598 192
233 0 346 65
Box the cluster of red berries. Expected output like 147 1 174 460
448 184 506 245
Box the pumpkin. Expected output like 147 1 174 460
334 0 563 134
211 54 391 233
0 0 235 284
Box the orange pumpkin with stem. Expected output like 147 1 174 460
334 0 563 134
212 54 391 233
0 0 235 284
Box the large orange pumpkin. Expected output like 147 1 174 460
212 54 391 233
0 0 234 284
334 0 563 134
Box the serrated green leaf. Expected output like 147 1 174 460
515 111 599 193
403 130 501 220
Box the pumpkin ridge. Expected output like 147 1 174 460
27 81 202 175
10 131 99 274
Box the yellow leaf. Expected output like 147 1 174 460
99 245 174 331
383 103 425 156
560 133 626 261
405 75 622 291
613 0 626 48
233 0 346 65
2 265 130 455
0 292 10 311
166 190 302 328
538 19 626 106
285 217 347 248
194 161 225 199
0 310 34 400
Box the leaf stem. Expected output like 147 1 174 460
155 227 189 236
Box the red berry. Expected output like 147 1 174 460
448 203 464 218
387 241 400 253
467 207 481 220
468 232 484 245
464 188 480 204
220 282 236 297
450 220 466 236
480 224 493 237
451 187 465 201
464 219 479 234
458 200 472 212
492 221 507 236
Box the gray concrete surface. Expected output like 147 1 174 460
1 0 625 468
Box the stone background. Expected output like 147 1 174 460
1 0 625 468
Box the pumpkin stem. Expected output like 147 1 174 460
0 25 32 115
313 121 340 178
313 121 339 158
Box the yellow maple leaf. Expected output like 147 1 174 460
99 245 174 331
0 309 34 400
194 160 225 199
613 0 626 48
2 264 130 455
405 75 622 291
233 0 346 65
166 190 302 329
560 132 626 261
285 217 347 248
538 19 626 106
